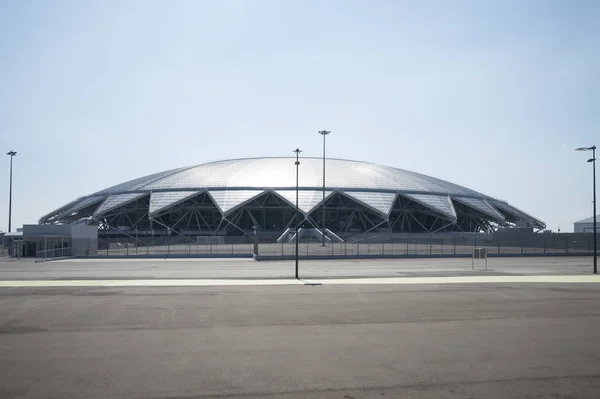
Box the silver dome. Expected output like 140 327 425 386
39 157 544 230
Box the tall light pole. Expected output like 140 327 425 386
6 151 17 233
576 146 597 274
293 148 302 279
318 130 330 246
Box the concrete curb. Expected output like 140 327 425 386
253 252 593 261
30 252 592 262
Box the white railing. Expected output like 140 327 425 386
36 247 73 262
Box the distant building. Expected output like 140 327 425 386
574 216 600 233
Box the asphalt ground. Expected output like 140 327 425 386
1 282 600 398
0 256 594 280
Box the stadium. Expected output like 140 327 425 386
39 157 545 241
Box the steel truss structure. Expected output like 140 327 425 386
42 190 541 241
39 157 545 240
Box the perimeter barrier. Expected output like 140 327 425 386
70 232 598 259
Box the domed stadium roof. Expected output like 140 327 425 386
39 157 544 230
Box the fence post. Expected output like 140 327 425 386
127 243 129 256
565 239 568 253
429 237 432 255
357 242 360 256
253 231 258 258
544 237 546 254
344 241 347 256
453 238 456 255
381 243 384 256
331 242 334 255
521 242 524 255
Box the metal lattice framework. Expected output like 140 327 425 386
39 157 545 239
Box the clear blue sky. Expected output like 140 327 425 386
1 0 599 232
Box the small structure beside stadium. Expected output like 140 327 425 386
3 224 98 257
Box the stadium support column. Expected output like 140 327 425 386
319 130 330 247
576 145 597 274
6 151 16 232
293 148 302 279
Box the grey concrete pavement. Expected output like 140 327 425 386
1 283 600 398
0 256 594 280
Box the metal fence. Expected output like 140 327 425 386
36 247 73 262
66 232 599 258
94 241 254 257
255 240 594 258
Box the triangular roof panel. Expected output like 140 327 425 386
208 190 264 214
93 193 148 217
453 197 505 221
342 191 397 216
58 196 105 217
274 190 333 214
403 194 457 220
149 191 202 216
39 200 79 222
490 200 544 227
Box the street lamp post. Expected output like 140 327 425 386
6 151 17 233
576 145 597 274
293 148 302 279
318 130 330 246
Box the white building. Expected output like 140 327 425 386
2 224 97 257
574 215 600 233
